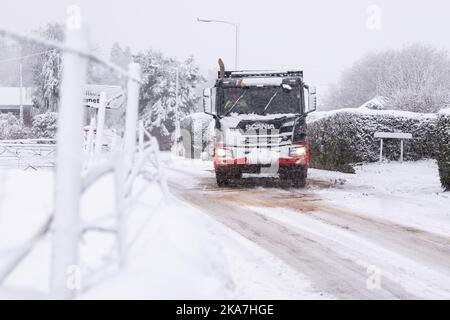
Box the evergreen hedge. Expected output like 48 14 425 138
436 109 450 190
307 109 437 173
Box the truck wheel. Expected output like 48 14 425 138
216 171 228 187
215 169 241 187
280 168 307 188
292 170 307 188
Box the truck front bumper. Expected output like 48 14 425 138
213 145 309 171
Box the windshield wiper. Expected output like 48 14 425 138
262 88 280 114
224 90 247 116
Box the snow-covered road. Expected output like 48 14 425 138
165 158 450 299
1 157 448 299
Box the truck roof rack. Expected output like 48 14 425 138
221 70 303 78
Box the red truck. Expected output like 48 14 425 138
203 70 316 187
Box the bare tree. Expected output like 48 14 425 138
324 44 450 113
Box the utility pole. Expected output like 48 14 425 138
175 67 179 116
234 24 239 70
19 62 23 124
174 67 180 154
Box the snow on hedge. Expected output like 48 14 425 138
436 108 450 190
31 112 58 139
307 108 437 172
0 113 29 140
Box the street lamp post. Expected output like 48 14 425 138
173 66 179 120
172 66 181 155
197 18 239 70
19 62 23 124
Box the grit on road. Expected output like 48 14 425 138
165 159 450 299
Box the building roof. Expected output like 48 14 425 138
0 87 34 107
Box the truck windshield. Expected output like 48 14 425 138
222 86 300 115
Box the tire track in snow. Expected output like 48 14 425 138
222 189 450 279
165 164 450 298
166 173 416 299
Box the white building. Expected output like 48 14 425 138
0 87 34 125
0 85 125 127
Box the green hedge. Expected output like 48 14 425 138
307 109 437 173
436 110 450 190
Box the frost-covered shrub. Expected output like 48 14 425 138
31 112 58 139
0 113 30 140
435 109 450 190
180 113 213 159
307 109 437 173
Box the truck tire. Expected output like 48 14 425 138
215 169 241 187
216 171 229 187
292 170 307 188
280 168 307 188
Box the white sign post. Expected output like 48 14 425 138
374 132 413 163
94 92 107 160
84 85 123 109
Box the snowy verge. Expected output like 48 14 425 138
0 168 326 299
81 180 327 299
308 160 450 237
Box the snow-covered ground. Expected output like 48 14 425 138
248 161 450 299
308 160 450 237
1 156 449 299
0 166 325 299
163 156 450 299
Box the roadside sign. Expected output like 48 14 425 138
84 85 124 109
374 132 412 139
374 131 413 162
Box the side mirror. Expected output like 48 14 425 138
305 85 317 113
203 88 212 114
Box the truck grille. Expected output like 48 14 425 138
241 132 292 148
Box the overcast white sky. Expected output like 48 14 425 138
1 0 450 91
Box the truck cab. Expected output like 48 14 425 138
203 70 316 187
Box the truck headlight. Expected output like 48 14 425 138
289 145 307 157
281 120 295 127
215 147 232 158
